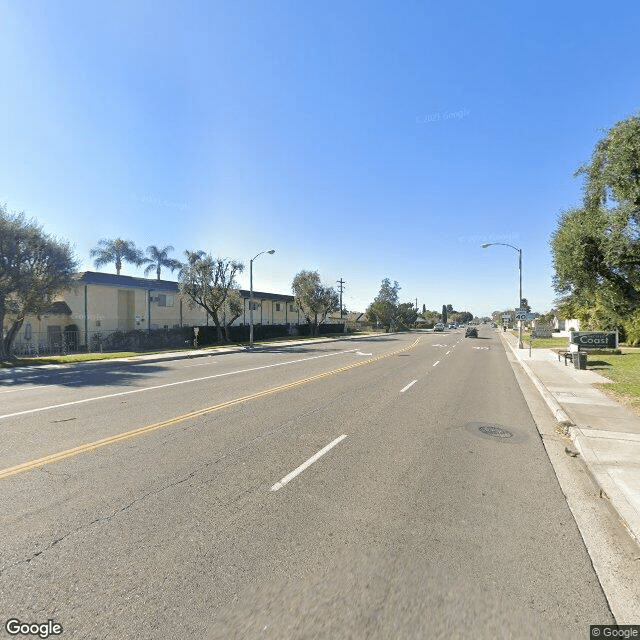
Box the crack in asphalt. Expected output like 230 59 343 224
1 339 421 576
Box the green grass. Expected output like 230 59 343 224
1 351 149 367
506 329 640 411
586 349 640 414
0 330 367 368
513 330 569 349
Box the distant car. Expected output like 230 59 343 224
448 323 457 329
465 327 478 338
434 322 445 332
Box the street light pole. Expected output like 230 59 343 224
481 242 524 349
249 249 275 349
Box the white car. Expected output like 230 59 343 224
434 323 445 332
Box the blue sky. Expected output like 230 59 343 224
1 1 639 317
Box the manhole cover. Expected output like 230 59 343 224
478 425 513 438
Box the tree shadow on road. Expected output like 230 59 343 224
0 362 171 389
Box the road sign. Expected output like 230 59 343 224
502 314 511 322
515 312 527 320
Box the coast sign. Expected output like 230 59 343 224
570 331 617 349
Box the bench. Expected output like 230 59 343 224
557 342 579 366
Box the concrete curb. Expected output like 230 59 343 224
0 331 393 376
569 427 640 546
500 333 572 424
499 331 640 547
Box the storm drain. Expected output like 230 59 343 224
478 425 513 438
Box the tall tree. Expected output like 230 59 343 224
179 253 245 342
551 112 640 336
179 249 207 279
291 270 339 336
90 238 144 275
576 111 640 211
143 244 182 280
550 204 640 317
366 278 401 331
0 204 78 360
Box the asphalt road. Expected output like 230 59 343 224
0 328 615 638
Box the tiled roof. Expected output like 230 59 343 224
74 271 294 301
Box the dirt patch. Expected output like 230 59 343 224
596 385 640 417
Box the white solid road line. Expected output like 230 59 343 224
400 380 418 393
433 361 440 367
0 385 48 394
0 349 358 421
270 434 348 492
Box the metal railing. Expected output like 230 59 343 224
10 330 106 356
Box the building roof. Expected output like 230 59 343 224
74 271 294 301
240 290 294 302
48 301 73 315
75 271 180 292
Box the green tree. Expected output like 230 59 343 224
396 302 417 328
366 279 401 331
550 204 640 318
90 238 144 275
291 270 339 336
0 204 78 360
143 245 182 280
576 111 640 211
179 253 245 342
550 113 640 337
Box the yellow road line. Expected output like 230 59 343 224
0 337 420 481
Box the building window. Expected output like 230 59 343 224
289 304 296 312
275 303 281 312
250 302 260 311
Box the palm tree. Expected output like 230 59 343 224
90 238 144 275
143 245 182 280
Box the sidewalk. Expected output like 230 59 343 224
0 332 389 377
501 330 640 547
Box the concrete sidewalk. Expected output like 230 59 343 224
501 329 640 547
0 332 390 378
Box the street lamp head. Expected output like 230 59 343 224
267 249 275 255
481 243 491 248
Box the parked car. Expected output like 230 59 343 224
434 322 445 332
465 327 478 338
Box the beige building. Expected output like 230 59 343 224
8 271 307 354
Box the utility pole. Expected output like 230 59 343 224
337 278 346 317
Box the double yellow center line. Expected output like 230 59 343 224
0 337 420 481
